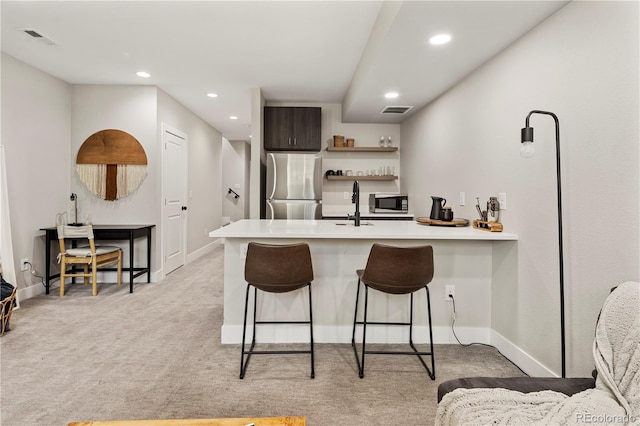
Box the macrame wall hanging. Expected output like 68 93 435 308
76 129 148 201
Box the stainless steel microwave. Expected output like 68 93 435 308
369 193 409 213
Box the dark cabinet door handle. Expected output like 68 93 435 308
181 206 188 211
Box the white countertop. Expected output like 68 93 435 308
209 219 517 241
322 204 413 219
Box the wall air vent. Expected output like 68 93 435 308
21 28 57 46
380 106 413 115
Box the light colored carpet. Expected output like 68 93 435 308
0 246 524 425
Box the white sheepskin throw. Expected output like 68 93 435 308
435 281 640 426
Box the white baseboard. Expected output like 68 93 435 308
17 283 46 304
186 241 221 264
490 329 557 377
221 324 490 345
220 324 549 376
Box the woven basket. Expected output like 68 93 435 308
333 135 345 147
346 138 355 147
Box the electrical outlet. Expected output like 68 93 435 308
240 243 248 259
343 191 350 200
20 258 29 272
445 285 455 301
459 192 465 206
498 192 507 210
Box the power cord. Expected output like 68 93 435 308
448 293 528 376
22 261 47 289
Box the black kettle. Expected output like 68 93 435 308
430 196 447 220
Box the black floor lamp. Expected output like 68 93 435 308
520 110 566 378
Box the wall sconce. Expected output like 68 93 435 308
227 188 240 200
520 109 565 378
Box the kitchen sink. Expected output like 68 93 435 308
334 221 374 226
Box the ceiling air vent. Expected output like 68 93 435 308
21 28 57 46
380 106 413 115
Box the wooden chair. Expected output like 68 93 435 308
57 225 122 296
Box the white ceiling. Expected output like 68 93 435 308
1 1 569 142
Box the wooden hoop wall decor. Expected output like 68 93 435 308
76 129 148 201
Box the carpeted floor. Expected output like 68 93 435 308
0 246 524 425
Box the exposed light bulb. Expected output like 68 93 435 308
520 141 535 158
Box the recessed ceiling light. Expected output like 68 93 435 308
429 34 452 45
206 92 218 98
385 92 399 99
136 71 151 78
229 116 238 120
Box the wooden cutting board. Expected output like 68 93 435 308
416 217 469 227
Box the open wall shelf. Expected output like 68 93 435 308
326 175 397 181
326 146 398 152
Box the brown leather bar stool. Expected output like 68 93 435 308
351 243 435 379
240 242 315 379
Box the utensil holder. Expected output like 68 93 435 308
472 220 503 232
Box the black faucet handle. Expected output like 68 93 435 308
352 180 359 203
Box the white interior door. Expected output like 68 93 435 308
162 125 187 275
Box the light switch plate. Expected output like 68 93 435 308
498 192 507 210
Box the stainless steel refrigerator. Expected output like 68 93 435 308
266 152 322 219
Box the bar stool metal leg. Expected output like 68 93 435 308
240 283 315 379
308 283 315 379
351 243 436 380
241 242 315 379
426 286 435 378
406 288 435 380
360 284 370 378
239 284 252 379
353 285 436 380
351 276 363 375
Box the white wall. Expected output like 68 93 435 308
221 138 249 223
401 1 639 376
71 85 160 274
0 54 224 296
1 53 71 295
250 88 265 219
157 89 222 261
263 102 402 215
318 103 401 214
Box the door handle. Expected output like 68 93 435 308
181 206 188 211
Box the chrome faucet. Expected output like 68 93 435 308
347 180 360 226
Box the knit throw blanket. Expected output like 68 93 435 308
436 281 640 426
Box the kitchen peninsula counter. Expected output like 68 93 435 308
210 219 517 241
209 219 518 345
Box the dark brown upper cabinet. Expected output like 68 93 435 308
264 107 321 152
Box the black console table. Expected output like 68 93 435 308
40 224 155 294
